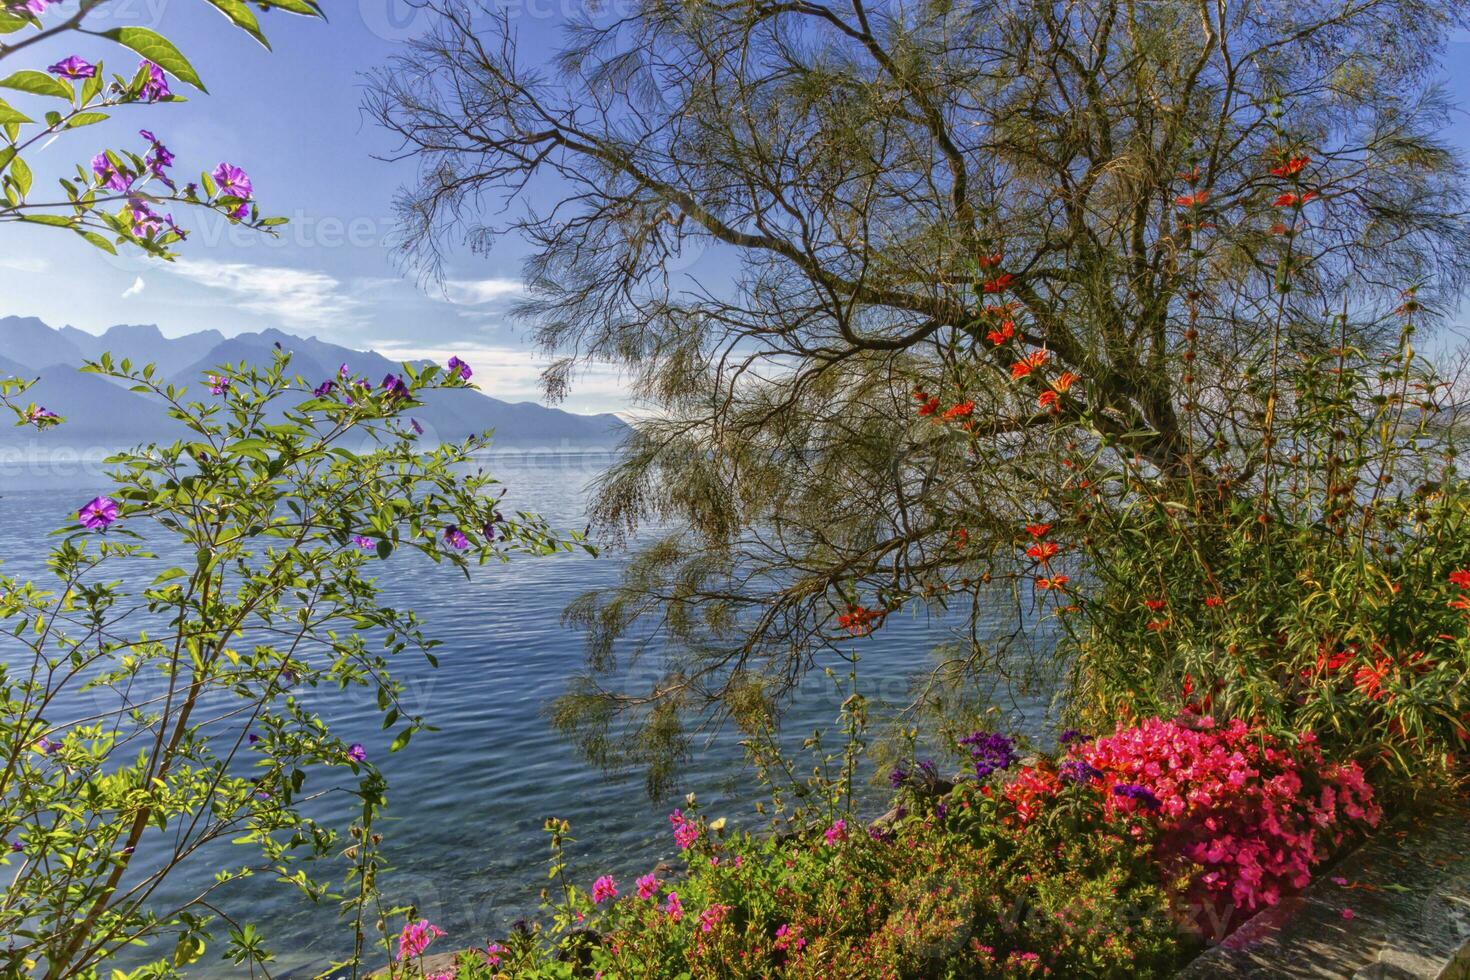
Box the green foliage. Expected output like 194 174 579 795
0 351 582 977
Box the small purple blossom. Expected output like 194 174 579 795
868 826 895 844
446 356 472 380
1058 728 1092 745
1059 759 1103 784
888 764 909 788
208 374 230 395
347 743 367 763
139 129 175 187
247 732 261 744
410 418 424 435
353 535 376 550
959 730 1018 779
314 379 336 397
78 496 118 530
34 737 61 755
48 56 95 78
23 406 59 425
1112 783 1163 811
481 521 496 541
380 373 409 399
9 840 21 852
24 0 57 15
443 526 470 550
591 875 617 903
92 153 133 193
139 60 170 101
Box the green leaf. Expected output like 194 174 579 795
9 154 29 196
0 146 13 176
21 214 73 227
66 112 110 128
0 70 72 100
78 231 117 254
256 0 321 15
205 0 269 48
0 10 31 33
100 27 207 92
0 97 33 125
389 727 413 752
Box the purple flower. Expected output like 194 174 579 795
9 840 21 852
212 162 252 200
139 129 175 187
247 732 261 744
339 363 350 379
380 374 409 400
34 737 61 755
1112 783 1163 811
481 521 495 541
868 826 895 844
959 731 1018 779
24 0 56 14
208 374 230 395
1059 759 1103 784
353 535 376 550
78 496 118 530
443 526 470 550
48 56 96 78
139 60 170 101
446 356 472 381
91 153 133 193
410 418 424 435
128 198 165 238
1058 729 1092 745
23 406 59 425
314 379 336 397
889 765 909 788
591 875 617 903
347 743 367 762
935 800 948 820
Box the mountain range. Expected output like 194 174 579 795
0 316 627 453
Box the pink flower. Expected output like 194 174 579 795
824 819 848 845
698 903 731 933
1341 908 1356 920
664 891 683 921
396 919 444 961
669 809 700 849
636 873 660 899
591 875 618 903
484 942 504 966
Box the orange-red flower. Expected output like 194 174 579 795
1174 190 1208 208
986 320 1015 345
977 252 1004 269
1352 657 1393 701
1449 569 1470 589
1036 575 1069 590
1026 541 1060 562
1204 596 1224 608
982 273 1016 294
1145 619 1169 632
916 396 941 417
1177 164 1202 184
1038 390 1059 410
1024 523 1052 538
837 605 885 637
1010 350 1049 379
1270 156 1309 177
1272 190 1319 208
951 527 969 550
942 400 975 420
1052 372 1080 393
1144 598 1167 611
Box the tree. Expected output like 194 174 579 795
368 0 1470 791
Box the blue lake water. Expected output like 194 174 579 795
0 453 1055 976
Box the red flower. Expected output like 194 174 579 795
1036 575 1069 590
912 389 929 402
1177 164 1202 184
1144 598 1167 611
837 605 885 637
1174 190 1208 208
1204 596 1224 608
1024 523 1052 538
1146 619 1169 632
1270 156 1309 177
1052 372 1080 393
951 528 969 549
982 273 1016 294
916 396 941 417
1448 569 1470 589
986 320 1015 345
1010 350 1050 379
942 400 975 420
1273 190 1319 208
1038 390 1059 410
1352 657 1393 701
977 252 1004 269
1026 541 1060 562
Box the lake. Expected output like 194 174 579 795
0 453 1053 976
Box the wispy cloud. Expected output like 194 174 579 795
372 342 629 415
442 277 525 306
0 256 50 275
168 259 363 327
121 276 146 299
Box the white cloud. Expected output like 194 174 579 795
168 259 363 327
442 277 525 306
0 256 50 275
121 276 145 298
371 342 630 415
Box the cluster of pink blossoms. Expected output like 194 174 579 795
396 919 445 961
669 809 700 849
1074 717 1380 916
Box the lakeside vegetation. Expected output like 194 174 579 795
4 0 1470 976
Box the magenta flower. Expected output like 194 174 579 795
78 496 118 529
485 943 505 967
212 162 252 199
23 406 59 425
446 356 472 381
669 809 700 849
92 153 133 193
347 743 367 762
636 873 660 900
208 374 230 395
663 891 683 922
591 875 618 903
824 818 848 845
698 903 730 933
396 920 444 961
129 198 164 238
24 0 57 14
353 535 376 550
139 129 175 187
443 526 470 550
48 56 96 78
139 60 170 101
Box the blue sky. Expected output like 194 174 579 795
2 4 1469 414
